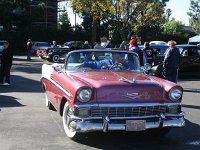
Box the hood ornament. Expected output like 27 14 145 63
119 79 136 84
122 92 143 99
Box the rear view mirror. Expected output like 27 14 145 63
52 64 63 72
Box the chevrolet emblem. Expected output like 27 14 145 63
122 92 143 99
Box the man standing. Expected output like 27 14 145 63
0 41 13 85
27 39 32 60
143 42 156 65
163 41 180 83
129 39 147 66
52 41 58 48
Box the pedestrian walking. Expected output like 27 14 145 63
163 40 180 83
52 41 59 48
142 42 156 65
129 39 147 66
82 41 91 49
70 42 79 51
0 41 13 85
27 39 32 60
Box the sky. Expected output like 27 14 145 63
166 0 190 25
65 0 191 26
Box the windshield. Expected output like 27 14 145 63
38 43 49 47
65 50 140 72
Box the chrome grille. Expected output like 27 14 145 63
91 106 167 117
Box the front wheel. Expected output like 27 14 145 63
63 102 82 141
52 54 60 62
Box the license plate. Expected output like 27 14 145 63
126 120 146 131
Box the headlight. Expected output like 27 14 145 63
76 88 93 103
169 87 182 101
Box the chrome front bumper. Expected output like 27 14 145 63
68 112 185 133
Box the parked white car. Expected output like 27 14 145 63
150 41 168 46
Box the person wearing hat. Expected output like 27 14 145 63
0 41 13 85
27 39 32 60
163 40 180 83
82 41 91 49
129 39 147 66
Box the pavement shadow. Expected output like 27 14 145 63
12 57 52 74
183 88 200 94
182 104 200 110
12 62 43 74
75 119 200 149
0 95 25 108
179 74 200 80
0 75 42 93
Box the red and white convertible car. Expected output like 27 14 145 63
41 49 185 140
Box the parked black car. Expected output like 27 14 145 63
63 41 84 49
139 44 168 65
37 47 72 62
151 44 200 78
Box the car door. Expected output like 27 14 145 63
180 46 200 73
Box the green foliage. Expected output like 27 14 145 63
0 0 31 32
58 11 73 32
81 13 93 32
187 0 200 33
161 20 185 35
69 0 166 41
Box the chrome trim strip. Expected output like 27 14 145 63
41 77 73 98
69 112 185 121
165 112 185 117
74 102 182 108
70 115 160 120
69 117 185 133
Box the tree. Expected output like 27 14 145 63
187 0 200 33
58 11 73 31
161 20 184 35
0 0 31 32
69 0 166 43
81 13 93 33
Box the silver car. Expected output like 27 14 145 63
32 42 50 54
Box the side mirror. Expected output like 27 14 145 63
52 64 63 72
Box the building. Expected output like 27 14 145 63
31 0 62 29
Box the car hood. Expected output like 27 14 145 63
70 71 169 104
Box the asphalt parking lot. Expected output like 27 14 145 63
0 56 200 150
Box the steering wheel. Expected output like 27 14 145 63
109 63 126 70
